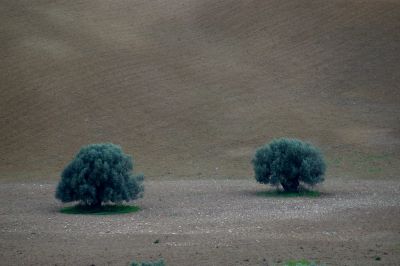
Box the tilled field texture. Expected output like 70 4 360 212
1 178 399 265
1 0 400 180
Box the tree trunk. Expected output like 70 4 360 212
90 198 102 209
281 178 299 193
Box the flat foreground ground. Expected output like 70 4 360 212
1 178 399 265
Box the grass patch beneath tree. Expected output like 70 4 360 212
257 188 321 198
131 259 165 266
60 204 140 215
283 259 323 266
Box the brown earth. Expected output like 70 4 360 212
1 0 400 265
1 0 400 180
1 178 400 265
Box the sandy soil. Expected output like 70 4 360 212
1 178 399 265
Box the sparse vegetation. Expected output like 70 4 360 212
252 138 326 192
60 204 140 215
56 143 144 208
283 259 322 266
131 259 165 266
256 188 320 198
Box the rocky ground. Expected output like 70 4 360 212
1 178 399 265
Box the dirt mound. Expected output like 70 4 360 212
1 0 399 179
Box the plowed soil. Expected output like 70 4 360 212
1 178 400 265
1 0 400 265
1 0 399 179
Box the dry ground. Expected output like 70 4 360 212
1 178 400 265
1 0 400 180
1 0 400 265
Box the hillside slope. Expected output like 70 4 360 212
1 0 399 180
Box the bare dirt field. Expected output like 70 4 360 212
1 178 400 265
1 0 400 265
1 0 400 180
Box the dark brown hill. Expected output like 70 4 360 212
1 0 399 180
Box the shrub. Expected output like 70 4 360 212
252 138 326 192
131 259 165 266
56 143 144 208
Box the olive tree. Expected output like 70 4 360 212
56 143 144 208
252 138 326 192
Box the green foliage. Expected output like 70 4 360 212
56 143 144 207
60 204 140 215
131 259 165 266
252 138 326 192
